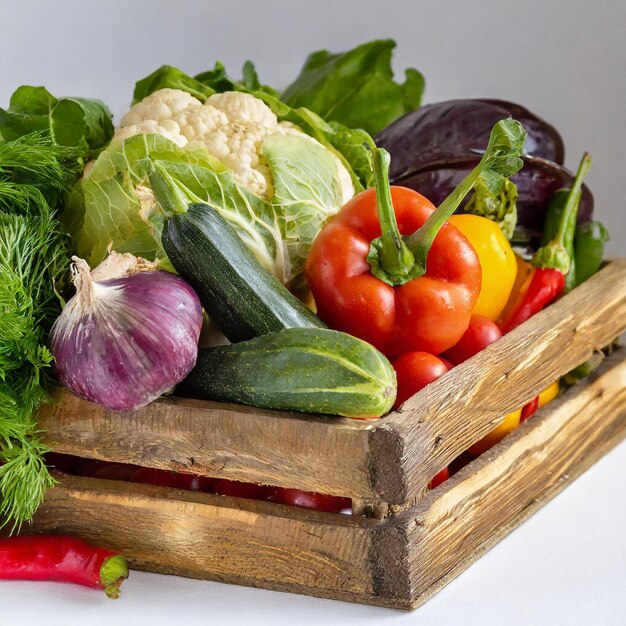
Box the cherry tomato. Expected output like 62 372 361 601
443 314 503 365
271 488 351 513
392 352 449 410
131 467 217 492
428 467 450 489
213 479 277 500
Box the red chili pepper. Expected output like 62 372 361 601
392 352 449 410
443 315 503 365
500 267 565 333
520 396 540 423
0 535 128 598
500 153 591 334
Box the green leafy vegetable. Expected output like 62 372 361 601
66 131 346 283
0 86 113 158
130 63 373 192
0 132 83 529
281 39 425 136
263 133 345 278
133 65 215 104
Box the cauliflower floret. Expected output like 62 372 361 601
207 91 278 127
114 88 354 202
120 89 202 126
115 120 188 148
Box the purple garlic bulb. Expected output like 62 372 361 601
50 252 203 411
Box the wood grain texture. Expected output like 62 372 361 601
38 390 381 500
26 351 626 609
401 349 626 609
27 474 382 604
373 258 626 506
37 259 626 511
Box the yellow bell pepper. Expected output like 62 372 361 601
449 214 517 321
539 382 559 407
469 408 522 456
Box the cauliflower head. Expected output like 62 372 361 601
114 88 354 202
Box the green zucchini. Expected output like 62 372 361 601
176 328 397 418
162 202 325 343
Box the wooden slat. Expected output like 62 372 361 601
37 259 626 509
370 259 626 506
400 349 626 608
27 474 383 604
25 350 626 609
38 390 380 500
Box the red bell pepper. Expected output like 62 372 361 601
428 467 450 489
271 488 351 513
306 120 526 356
0 535 128 598
500 153 591 333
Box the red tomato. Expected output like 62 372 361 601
392 352 449 409
213 479 277 500
443 314 503 364
271 488 351 513
428 467 450 489
131 467 217 492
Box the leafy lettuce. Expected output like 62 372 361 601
0 86 113 159
282 39 424 136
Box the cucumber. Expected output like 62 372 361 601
162 203 325 343
176 328 397 418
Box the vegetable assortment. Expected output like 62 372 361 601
0 38 613 566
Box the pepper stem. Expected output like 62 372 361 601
366 119 525 285
532 152 591 273
404 160 485 276
366 149 415 284
100 554 129 599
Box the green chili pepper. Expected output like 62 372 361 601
540 153 592 291
562 350 605 387
572 220 609 286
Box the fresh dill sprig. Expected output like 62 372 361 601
0 131 82 528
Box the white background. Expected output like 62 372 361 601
1 0 625 624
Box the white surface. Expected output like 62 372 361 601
1 1 625 624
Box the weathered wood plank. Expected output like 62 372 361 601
27 474 383 604
37 259 626 510
371 259 626 506
38 390 380 500
25 351 626 609
401 349 626 608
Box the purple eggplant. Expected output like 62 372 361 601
376 99 565 180
394 155 594 240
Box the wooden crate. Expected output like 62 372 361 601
25 259 626 609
